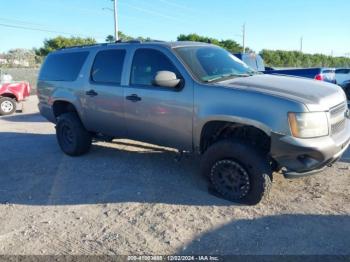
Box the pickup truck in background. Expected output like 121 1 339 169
0 70 31 115
233 53 336 84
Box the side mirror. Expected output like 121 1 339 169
153 71 181 88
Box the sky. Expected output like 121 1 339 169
0 0 349 56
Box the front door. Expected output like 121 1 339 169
124 47 193 150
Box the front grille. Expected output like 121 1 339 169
330 102 347 135
330 103 346 117
331 118 346 135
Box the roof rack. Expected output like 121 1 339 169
59 43 108 50
118 39 142 44
58 38 167 50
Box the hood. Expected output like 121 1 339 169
217 74 346 111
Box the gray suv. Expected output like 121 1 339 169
37 41 350 205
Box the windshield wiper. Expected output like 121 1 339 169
204 73 250 83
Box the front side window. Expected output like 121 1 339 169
131 49 180 86
91 49 126 84
174 46 257 83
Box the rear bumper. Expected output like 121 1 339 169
38 101 56 123
270 119 350 178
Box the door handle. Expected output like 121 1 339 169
86 90 98 97
126 94 142 102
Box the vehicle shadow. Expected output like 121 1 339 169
0 113 47 123
1 132 349 207
177 214 350 255
0 132 233 207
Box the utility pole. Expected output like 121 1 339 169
242 23 246 53
300 37 303 53
113 0 119 41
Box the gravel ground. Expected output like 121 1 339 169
0 96 349 255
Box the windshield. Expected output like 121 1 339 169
174 46 257 83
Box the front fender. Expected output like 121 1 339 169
0 82 30 101
193 83 308 151
193 114 272 151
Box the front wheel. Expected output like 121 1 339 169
0 97 16 115
201 139 272 205
56 112 92 156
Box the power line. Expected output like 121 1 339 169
120 2 184 22
0 17 46 27
0 22 101 39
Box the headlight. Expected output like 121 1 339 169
288 112 328 138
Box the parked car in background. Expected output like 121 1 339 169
233 53 337 84
233 53 265 71
335 68 350 85
340 80 350 101
37 41 350 205
0 70 31 115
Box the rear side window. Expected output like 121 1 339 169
131 49 180 86
91 49 126 84
39 52 89 81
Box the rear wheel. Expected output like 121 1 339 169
0 97 16 115
201 139 272 205
56 112 92 156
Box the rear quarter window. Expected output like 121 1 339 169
39 51 89 81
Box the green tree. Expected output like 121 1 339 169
105 32 151 42
106 35 115 43
4 48 36 67
35 36 97 57
177 33 249 53
260 49 350 68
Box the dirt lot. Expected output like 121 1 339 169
0 96 349 255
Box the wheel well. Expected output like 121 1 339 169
52 101 78 118
1 93 17 101
200 121 271 154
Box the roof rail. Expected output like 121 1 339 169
58 38 167 50
59 43 108 50
115 39 166 44
115 39 142 44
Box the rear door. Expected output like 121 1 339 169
82 48 127 136
123 47 193 150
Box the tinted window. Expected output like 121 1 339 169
39 52 88 81
131 49 179 86
91 49 126 84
